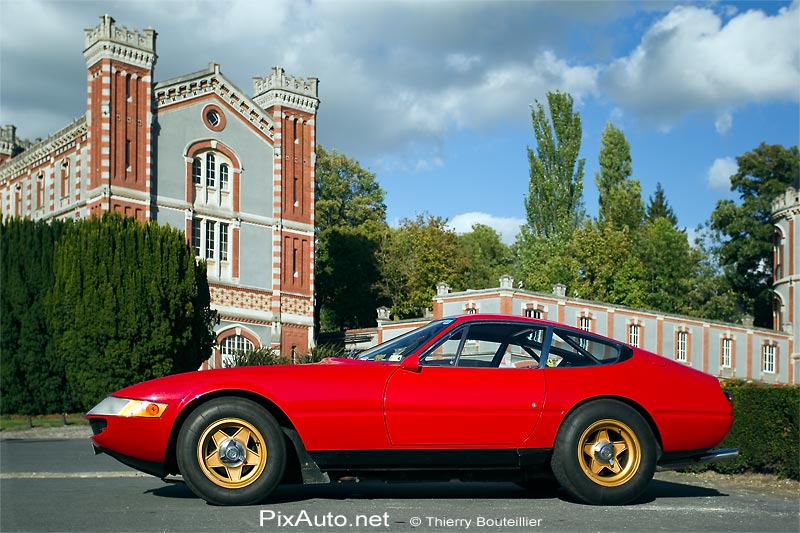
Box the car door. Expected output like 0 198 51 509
383 321 547 447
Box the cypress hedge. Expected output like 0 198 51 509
1 214 215 414
705 381 800 480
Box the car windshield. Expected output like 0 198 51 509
358 319 455 362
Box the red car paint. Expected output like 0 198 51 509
87 314 734 500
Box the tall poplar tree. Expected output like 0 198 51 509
595 122 644 230
518 90 586 292
523 91 586 240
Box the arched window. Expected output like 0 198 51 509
192 158 202 184
220 334 255 366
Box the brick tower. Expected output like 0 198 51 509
83 15 156 220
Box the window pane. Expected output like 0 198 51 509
206 153 215 187
676 332 687 361
220 163 229 191
192 218 201 256
549 329 620 367
219 223 229 262
205 221 215 259
192 158 202 184
629 325 640 347
721 339 729 367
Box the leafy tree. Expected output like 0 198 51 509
513 235 577 294
458 224 513 289
48 214 215 410
316 222 384 331
377 214 467 319
571 222 646 308
523 91 586 240
635 218 698 313
709 143 799 327
682 237 744 324
315 145 388 331
646 182 678 226
595 122 644 230
315 144 387 230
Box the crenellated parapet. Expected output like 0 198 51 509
772 186 800 218
0 118 87 183
84 14 157 70
253 67 319 114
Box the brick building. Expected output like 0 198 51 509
0 15 319 366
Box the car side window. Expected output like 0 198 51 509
545 329 621 367
419 327 464 366
419 322 546 368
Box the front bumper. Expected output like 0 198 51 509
91 442 167 478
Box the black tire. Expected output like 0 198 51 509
176 397 286 505
551 399 656 505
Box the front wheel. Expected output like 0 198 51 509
177 397 286 505
551 400 656 505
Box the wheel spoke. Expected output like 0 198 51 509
232 427 252 446
226 465 243 483
583 442 596 457
205 451 225 469
211 429 228 449
244 448 262 466
612 440 628 458
607 458 622 474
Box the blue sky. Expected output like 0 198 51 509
1 1 798 243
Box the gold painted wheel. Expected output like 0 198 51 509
196 417 267 489
577 419 641 487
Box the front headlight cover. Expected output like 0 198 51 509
87 397 167 418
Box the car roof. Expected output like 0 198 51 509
447 313 618 344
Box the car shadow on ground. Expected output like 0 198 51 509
145 478 725 506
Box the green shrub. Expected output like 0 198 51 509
223 347 289 367
699 381 799 480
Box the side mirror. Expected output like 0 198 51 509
400 354 421 373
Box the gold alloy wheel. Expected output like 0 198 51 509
577 419 641 487
196 417 268 489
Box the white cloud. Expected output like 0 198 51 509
446 53 481 73
714 110 733 134
448 212 525 245
708 157 738 190
602 2 800 131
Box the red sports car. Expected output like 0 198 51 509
87 314 736 506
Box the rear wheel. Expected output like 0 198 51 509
177 397 285 505
551 400 656 505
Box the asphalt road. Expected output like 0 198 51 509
1 437 798 533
